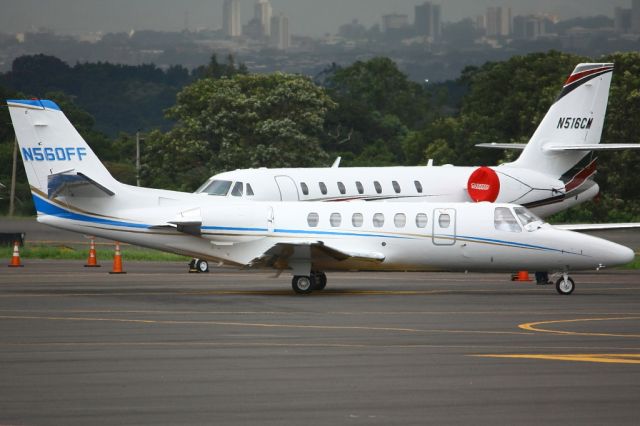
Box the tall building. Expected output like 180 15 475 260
486 6 511 37
270 14 290 50
382 14 409 33
255 0 272 37
414 2 442 40
615 7 632 33
633 0 640 33
223 0 242 37
513 15 548 40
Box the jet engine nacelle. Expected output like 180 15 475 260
467 167 500 202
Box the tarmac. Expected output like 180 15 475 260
1 260 639 425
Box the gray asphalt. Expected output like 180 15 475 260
0 261 639 425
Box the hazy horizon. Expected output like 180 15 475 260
0 0 632 37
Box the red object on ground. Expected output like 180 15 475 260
8 241 23 267
84 237 101 267
109 241 126 274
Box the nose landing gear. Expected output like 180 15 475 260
555 273 575 295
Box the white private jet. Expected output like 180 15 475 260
196 63 640 219
8 98 635 295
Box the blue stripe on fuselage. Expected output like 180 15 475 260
31 193 569 253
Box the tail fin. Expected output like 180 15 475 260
511 63 613 178
7 99 119 201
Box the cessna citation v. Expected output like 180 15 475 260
8 99 635 295
196 63 640 218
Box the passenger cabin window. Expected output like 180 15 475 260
414 181 423 194
439 214 451 228
392 181 401 194
246 183 254 196
319 182 327 195
416 213 428 228
373 213 385 228
300 182 309 196
231 181 243 196
352 213 363 227
494 207 522 233
374 181 382 194
307 212 319 227
356 181 364 194
201 180 232 196
394 213 406 228
330 213 342 227
337 182 346 195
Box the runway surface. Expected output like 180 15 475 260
1 261 639 425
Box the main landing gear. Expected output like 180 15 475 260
555 273 575 295
291 271 327 294
188 258 209 273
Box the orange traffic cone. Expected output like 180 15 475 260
8 241 24 267
84 238 101 267
109 241 126 274
515 270 531 282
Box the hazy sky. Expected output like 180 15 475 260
0 0 632 36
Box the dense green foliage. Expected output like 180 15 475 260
1 51 640 222
142 72 336 190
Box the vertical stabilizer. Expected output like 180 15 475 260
511 63 613 178
7 99 119 198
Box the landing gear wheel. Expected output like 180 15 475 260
292 275 314 294
555 276 575 295
196 259 209 273
313 272 327 290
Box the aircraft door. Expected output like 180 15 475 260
274 175 300 201
432 208 456 245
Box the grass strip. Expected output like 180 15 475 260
0 243 189 262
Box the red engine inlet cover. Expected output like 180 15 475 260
467 167 500 202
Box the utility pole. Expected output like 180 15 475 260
8 137 17 217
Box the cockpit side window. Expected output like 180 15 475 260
494 207 522 233
201 180 232 196
246 183 254 196
514 207 542 230
231 181 243 196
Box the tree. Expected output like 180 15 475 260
323 57 432 164
142 73 336 191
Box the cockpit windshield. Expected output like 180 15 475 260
514 207 544 231
199 179 233 196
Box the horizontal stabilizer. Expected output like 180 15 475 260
555 223 640 231
48 171 115 199
545 144 640 152
476 143 527 150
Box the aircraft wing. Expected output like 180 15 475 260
475 143 527 150
545 144 640 151
554 223 640 231
249 241 385 269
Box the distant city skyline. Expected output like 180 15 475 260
0 0 633 36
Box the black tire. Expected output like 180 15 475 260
313 272 327 290
196 259 209 273
555 276 575 295
292 275 314 294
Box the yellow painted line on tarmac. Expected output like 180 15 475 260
519 317 640 338
0 314 532 336
473 354 640 364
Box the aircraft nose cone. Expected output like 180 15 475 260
604 243 635 267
